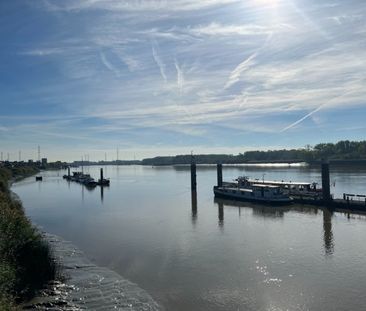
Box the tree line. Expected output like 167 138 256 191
141 140 366 165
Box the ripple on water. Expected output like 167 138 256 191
24 233 162 311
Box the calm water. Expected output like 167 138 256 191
12 164 366 311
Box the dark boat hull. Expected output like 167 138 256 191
214 186 293 206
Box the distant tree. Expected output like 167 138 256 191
141 140 366 165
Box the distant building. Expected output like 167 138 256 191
28 159 33 163
41 158 47 165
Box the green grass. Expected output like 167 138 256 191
0 166 57 307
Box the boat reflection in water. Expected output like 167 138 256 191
214 198 291 220
214 198 335 256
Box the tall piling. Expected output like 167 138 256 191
100 168 104 181
68 167 70 178
321 160 331 202
217 164 223 187
191 163 197 192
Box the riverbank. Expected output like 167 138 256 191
0 166 57 309
7 168 162 310
23 233 161 310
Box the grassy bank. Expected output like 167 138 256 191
0 166 56 308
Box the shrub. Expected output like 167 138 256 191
0 167 56 305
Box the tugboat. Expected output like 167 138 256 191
214 176 293 205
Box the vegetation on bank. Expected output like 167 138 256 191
0 166 56 308
141 140 366 165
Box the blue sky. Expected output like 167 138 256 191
0 0 365 161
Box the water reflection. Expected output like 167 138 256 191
252 205 287 218
291 205 318 215
191 190 197 224
215 198 336 257
81 184 84 203
101 186 104 203
214 198 290 219
323 209 334 256
218 201 224 228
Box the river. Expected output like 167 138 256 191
12 164 366 311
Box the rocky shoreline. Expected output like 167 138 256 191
22 233 162 311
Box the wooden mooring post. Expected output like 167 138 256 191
190 163 197 192
68 167 70 178
321 160 331 202
217 163 223 187
100 168 104 181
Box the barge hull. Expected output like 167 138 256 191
214 188 293 206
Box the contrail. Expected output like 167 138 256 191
151 40 167 82
281 105 323 132
281 89 357 132
224 32 273 90
224 52 257 89
175 59 184 94
100 51 119 77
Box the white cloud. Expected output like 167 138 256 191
42 0 240 12
190 23 273 37
20 48 65 56
10 0 366 157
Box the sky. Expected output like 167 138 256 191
0 0 366 161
